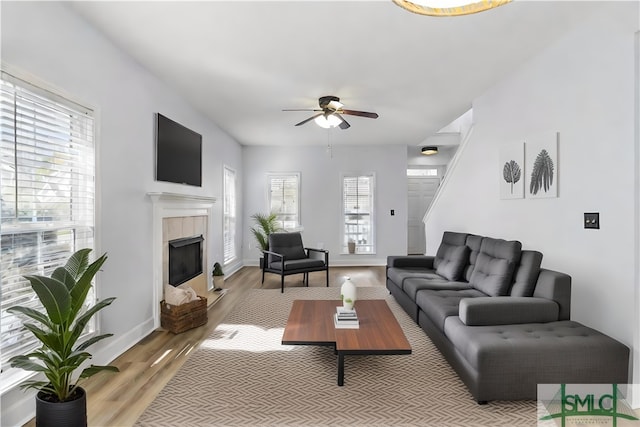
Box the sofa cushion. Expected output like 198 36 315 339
269 258 325 271
459 297 559 326
469 237 522 296
387 267 441 290
416 289 486 332
268 232 306 263
509 250 543 297
433 231 469 270
435 245 470 281
463 234 483 282
403 278 472 300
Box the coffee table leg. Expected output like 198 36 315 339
337 353 344 386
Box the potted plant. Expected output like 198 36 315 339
212 262 225 290
249 212 283 267
7 248 119 427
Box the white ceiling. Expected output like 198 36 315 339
68 1 606 147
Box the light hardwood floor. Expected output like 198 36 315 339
23 266 386 427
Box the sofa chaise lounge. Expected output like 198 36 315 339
386 231 629 403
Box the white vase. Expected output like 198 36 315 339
340 276 356 310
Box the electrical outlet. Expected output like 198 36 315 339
584 212 600 229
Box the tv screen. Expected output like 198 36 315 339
156 113 202 187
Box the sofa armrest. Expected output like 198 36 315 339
459 297 560 326
533 269 572 320
306 247 329 263
386 255 435 269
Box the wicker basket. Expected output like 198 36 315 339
160 296 208 334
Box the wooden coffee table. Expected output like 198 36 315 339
281 299 412 386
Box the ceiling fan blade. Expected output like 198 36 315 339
283 109 322 112
340 109 379 119
334 113 350 130
294 113 323 126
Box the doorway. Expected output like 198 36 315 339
407 175 440 254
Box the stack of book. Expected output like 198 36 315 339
334 306 359 329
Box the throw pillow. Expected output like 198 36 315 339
469 254 515 296
433 232 468 269
469 237 522 296
435 245 470 281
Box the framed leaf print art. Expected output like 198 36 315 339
499 142 524 199
525 131 558 199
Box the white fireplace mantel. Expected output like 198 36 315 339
148 192 216 328
147 192 216 204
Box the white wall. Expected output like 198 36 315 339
242 144 408 267
427 3 639 355
0 3 242 425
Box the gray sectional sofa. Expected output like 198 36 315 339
387 231 630 403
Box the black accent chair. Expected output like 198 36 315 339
262 232 329 293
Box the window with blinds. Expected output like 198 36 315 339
342 174 375 254
0 72 96 376
267 173 300 230
223 166 236 264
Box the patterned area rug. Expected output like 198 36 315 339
136 287 537 426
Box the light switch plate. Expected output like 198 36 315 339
584 212 600 229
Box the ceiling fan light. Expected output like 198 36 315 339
315 114 343 129
421 146 438 155
392 0 512 16
327 100 344 111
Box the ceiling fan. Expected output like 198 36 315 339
283 95 378 130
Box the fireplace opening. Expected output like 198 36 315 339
168 235 204 286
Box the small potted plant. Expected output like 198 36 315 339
212 262 225 290
249 212 283 267
7 249 119 427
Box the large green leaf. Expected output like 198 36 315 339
22 323 60 351
64 248 92 280
75 333 114 352
79 364 119 379
9 355 48 372
7 306 53 329
62 351 92 369
18 380 51 393
24 275 71 325
69 253 108 321
52 267 77 292
69 298 116 348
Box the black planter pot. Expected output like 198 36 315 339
36 387 87 427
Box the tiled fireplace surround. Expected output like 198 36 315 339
148 192 216 328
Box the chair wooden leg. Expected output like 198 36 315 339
281 274 285 293
325 269 329 287
304 272 309 287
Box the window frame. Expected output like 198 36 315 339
0 70 98 392
341 173 376 254
222 165 237 265
266 172 301 231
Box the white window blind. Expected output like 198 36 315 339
223 166 236 264
0 72 96 374
342 174 375 254
268 173 300 230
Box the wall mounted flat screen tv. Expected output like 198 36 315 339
156 113 202 187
